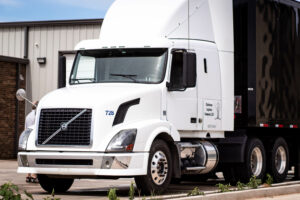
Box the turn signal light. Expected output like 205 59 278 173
126 144 134 152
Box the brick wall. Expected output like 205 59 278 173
0 61 26 159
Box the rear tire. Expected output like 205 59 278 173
269 137 289 183
238 138 266 182
38 174 74 193
227 138 266 183
135 139 172 195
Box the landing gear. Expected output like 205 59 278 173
135 140 172 195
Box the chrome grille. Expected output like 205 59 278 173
38 108 92 145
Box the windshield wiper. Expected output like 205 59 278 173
71 78 95 83
110 74 138 82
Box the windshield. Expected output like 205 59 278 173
70 48 168 85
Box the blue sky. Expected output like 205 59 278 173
0 0 115 22
0 0 299 22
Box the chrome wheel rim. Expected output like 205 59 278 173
275 146 287 174
251 147 263 177
151 151 168 185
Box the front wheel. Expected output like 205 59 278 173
135 139 172 195
38 174 74 193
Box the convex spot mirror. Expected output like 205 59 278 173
16 88 36 108
167 50 197 91
16 89 26 101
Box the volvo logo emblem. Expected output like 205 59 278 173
60 122 68 131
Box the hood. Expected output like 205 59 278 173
40 83 162 109
29 83 163 152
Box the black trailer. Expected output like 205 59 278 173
218 0 300 184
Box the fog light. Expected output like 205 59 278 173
101 157 113 169
101 156 131 169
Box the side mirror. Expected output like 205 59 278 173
16 88 36 107
16 89 26 101
168 51 196 91
58 56 66 88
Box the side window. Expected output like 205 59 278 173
71 54 96 84
76 56 95 79
170 52 184 90
168 50 196 91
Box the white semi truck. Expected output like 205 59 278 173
17 0 300 194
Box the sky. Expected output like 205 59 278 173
0 0 299 22
0 0 115 22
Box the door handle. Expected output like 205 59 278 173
190 118 197 123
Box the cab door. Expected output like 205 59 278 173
166 50 199 130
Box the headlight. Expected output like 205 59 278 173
106 129 137 152
18 128 32 151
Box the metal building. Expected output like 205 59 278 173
0 19 102 113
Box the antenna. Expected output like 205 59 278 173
188 0 190 50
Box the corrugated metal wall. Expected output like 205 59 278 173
0 27 25 58
0 22 101 113
27 24 100 101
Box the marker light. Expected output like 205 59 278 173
18 128 33 151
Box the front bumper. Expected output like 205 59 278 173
17 151 148 176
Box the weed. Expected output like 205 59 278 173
0 182 61 200
247 176 262 189
236 181 246 190
265 174 273 186
187 187 204 196
43 189 60 200
129 182 135 200
216 183 231 193
137 189 142 198
108 188 119 200
150 190 162 200
0 182 33 200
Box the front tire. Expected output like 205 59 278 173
135 139 172 195
38 174 74 193
269 137 289 183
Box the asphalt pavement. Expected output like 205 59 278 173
0 160 222 200
1 160 300 200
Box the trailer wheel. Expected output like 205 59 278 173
135 139 172 195
238 138 266 182
38 174 74 193
269 137 289 183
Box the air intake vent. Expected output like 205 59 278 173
36 159 93 166
38 108 92 146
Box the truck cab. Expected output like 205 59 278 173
18 0 238 194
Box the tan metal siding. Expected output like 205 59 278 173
0 23 101 113
0 28 24 58
27 24 100 101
